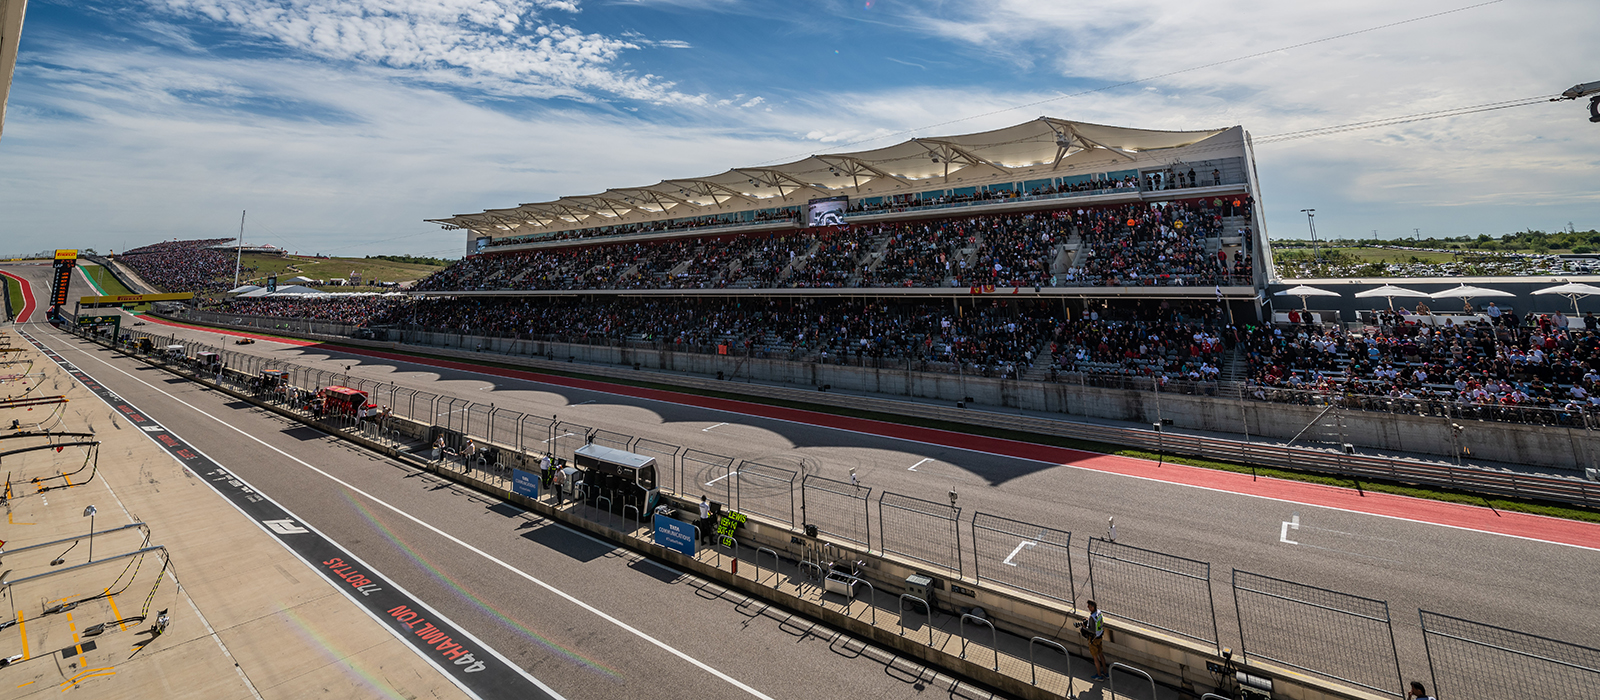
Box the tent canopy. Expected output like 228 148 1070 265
1274 285 1340 298
1430 284 1515 300
1352 284 1430 299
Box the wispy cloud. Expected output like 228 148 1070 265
149 0 705 103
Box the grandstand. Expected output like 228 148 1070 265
425 117 1272 295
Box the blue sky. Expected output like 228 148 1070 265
2 0 1596 259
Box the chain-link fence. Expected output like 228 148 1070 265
489 408 524 450
878 491 961 577
590 428 632 452
466 403 493 440
631 439 682 495
732 460 796 529
1421 609 1600 700
684 449 736 505
971 513 1074 609
1087 538 1217 650
550 421 592 461
1232 569 1402 697
800 474 871 549
520 414 555 456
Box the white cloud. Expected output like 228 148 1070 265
0 45 795 256
740 96 764 108
150 0 705 103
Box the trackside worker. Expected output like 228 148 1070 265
698 495 712 545
1077 599 1108 681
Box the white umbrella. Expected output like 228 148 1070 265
1430 284 1514 313
1532 282 1600 316
1273 284 1340 310
1353 284 1431 311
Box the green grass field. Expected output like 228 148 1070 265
235 253 445 291
80 264 137 296
4 276 22 320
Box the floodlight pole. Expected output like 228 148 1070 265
234 210 246 289
1300 209 1319 262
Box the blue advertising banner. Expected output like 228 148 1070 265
512 469 540 499
653 513 697 557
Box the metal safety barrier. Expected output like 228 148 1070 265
716 535 739 571
835 573 875 627
898 594 933 646
1028 637 1071 691
798 560 823 593
959 613 998 670
1110 662 1157 700
756 547 779 587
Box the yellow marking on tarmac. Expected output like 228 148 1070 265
66 611 79 644
16 611 27 661
58 667 116 691
62 474 72 488
7 509 34 525
16 681 35 688
105 594 128 632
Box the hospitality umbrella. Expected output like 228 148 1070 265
1353 284 1432 311
1531 282 1600 316
1272 284 1341 310
1430 284 1514 313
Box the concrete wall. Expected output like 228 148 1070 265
161 310 1599 471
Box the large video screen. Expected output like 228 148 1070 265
806 196 848 227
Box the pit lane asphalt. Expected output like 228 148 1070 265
32 328 1004 700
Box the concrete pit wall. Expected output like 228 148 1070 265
165 309 1596 472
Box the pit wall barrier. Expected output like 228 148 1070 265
81 324 1397 700
151 311 1600 507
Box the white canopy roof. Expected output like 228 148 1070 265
1430 284 1515 300
1531 282 1600 297
227 284 262 294
1352 284 1431 299
1274 285 1341 298
432 117 1241 237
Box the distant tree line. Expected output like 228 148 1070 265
364 254 454 266
1275 227 1600 254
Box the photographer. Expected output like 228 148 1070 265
1077 599 1108 681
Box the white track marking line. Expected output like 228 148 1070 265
150 320 1600 553
542 432 575 444
704 471 739 487
701 422 728 432
54 336 778 700
1002 540 1037 566
1280 513 1300 545
908 458 932 472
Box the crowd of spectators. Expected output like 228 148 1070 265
487 207 799 249
217 295 408 325
476 163 1240 252
1243 309 1600 415
414 201 1252 293
120 238 243 292
1072 198 1250 287
1051 301 1229 382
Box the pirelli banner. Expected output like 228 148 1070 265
79 292 195 308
